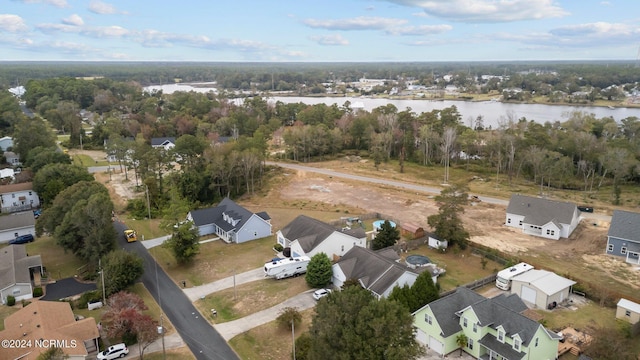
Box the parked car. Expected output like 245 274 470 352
97 343 128 360
577 206 594 213
313 288 332 300
33 209 42 218
9 234 34 244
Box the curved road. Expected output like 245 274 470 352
113 221 239 360
267 161 611 222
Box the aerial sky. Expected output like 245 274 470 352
1 0 638 62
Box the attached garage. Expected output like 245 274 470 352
520 285 537 305
428 335 444 355
415 329 427 345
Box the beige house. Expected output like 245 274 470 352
0 301 99 359
616 298 640 324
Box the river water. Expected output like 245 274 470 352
145 84 640 129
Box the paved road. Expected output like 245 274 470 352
267 161 611 221
41 277 97 301
113 222 239 360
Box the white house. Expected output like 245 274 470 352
4 151 21 166
0 182 40 214
0 244 43 304
0 136 13 151
332 247 418 298
186 197 271 244
151 137 176 151
505 194 581 240
0 212 36 243
277 215 366 259
510 269 576 309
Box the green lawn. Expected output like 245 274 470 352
0 305 19 331
26 235 87 280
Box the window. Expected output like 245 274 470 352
473 323 477 333
463 317 467 327
467 338 474 350
535 338 539 347
28 191 32 196
625 310 631 317
12 194 15 198
12 289 20 295
514 338 521 351
425 314 432 325
621 247 627 255
518 220 523 226
607 244 614 252
497 329 505 342
341 245 344 252
546 229 555 235
507 218 511 224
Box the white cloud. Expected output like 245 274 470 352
495 22 640 48
62 14 84 26
386 24 452 36
382 0 569 22
303 16 407 31
17 0 68 8
310 34 349 46
89 0 126 15
0 14 28 32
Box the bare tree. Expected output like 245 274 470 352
440 127 457 183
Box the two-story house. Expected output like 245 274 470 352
606 210 640 264
0 182 40 214
413 287 561 359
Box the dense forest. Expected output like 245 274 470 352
1 64 639 213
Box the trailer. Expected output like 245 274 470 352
495 262 534 290
264 256 311 280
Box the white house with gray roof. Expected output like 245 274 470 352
510 269 576 309
0 245 43 304
186 197 271 243
277 215 366 259
332 246 419 298
606 210 640 264
0 212 36 244
505 194 580 240
413 287 561 359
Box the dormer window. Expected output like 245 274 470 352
497 329 505 343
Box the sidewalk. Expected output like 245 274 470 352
126 332 185 358
141 235 172 249
183 268 266 301
214 291 317 340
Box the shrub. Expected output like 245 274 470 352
273 243 283 252
76 290 102 309
33 287 43 297
7 295 15 306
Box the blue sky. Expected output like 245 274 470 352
1 0 639 62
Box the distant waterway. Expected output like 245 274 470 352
144 83 640 129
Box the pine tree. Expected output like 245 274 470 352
372 220 400 250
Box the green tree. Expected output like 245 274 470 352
388 271 439 312
372 220 400 250
25 146 71 174
13 117 56 163
294 333 312 360
98 250 144 296
308 285 424 360
456 333 468 356
305 253 332 288
428 184 470 250
276 306 302 330
164 221 200 264
33 163 94 205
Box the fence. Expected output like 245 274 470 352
439 274 497 298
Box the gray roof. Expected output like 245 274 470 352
511 269 576 296
151 137 176 146
608 210 640 243
478 334 524 360
0 245 42 290
417 287 486 337
336 246 417 296
188 198 268 233
468 294 540 346
506 194 577 226
280 215 336 252
0 212 35 231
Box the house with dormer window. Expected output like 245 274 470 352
413 287 561 359
186 197 271 244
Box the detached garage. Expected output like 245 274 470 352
510 269 576 309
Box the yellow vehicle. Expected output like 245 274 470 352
124 229 137 243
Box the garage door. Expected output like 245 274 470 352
521 285 537 305
428 336 444 355
416 329 427 345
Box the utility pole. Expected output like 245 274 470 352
145 184 151 220
158 314 166 360
99 259 106 305
292 319 296 360
233 269 237 300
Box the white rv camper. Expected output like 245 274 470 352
495 262 534 290
264 256 311 280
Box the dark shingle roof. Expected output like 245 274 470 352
478 334 525 360
0 245 42 289
471 295 540 346
280 215 337 252
336 246 417 297
189 207 220 227
0 212 35 231
188 197 267 233
608 210 640 243
423 287 486 337
506 194 577 226
151 137 176 146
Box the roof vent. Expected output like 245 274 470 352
36 324 40 328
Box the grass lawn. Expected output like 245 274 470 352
143 348 195 360
194 276 309 323
229 308 315 360
536 301 617 332
26 235 87 280
0 305 19 331
123 217 166 240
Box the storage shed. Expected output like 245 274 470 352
616 298 640 324
400 222 424 239
510 269 576 309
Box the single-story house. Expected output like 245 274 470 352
510 269 576 309
400 222 424 239
0 167 15 180
505 194 581 240
0 182 40 214
427 233 448 250
332 246 419 298
277 215 366 259
0 301 99 360
0 136 13 151
151 137 176 151
413 287 561 359
186 197 271 244
4 151 21 166
0 211 36 243
616 298 640 324
606 210 640 264
0 244 43 304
